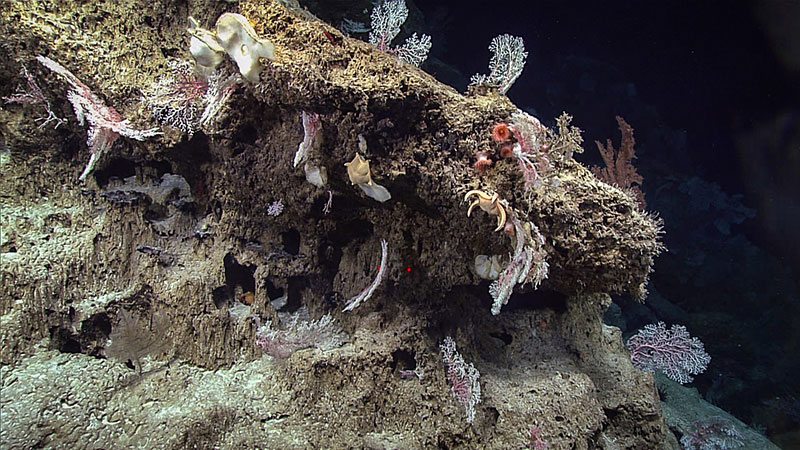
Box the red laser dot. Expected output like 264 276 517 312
406 267 412 272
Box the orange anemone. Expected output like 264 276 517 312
493 123 511 142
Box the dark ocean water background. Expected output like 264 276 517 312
306 0 800 444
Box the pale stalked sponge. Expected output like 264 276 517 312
345 153 391 203
188 13 275 82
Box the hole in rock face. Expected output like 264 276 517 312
93 158 137 186
319 219 374 275
143 203 169 222
232 124 259 153
390 349 416 373
281 229 301 256
174 127 212 162
489 331 513 346
211 200 223 220
603 408 620 421
224 253 256 292
171 133 212 203
49 312 114 357
212 286 228 309
50 326 81 354
318 241 342 276
264 278 283 300
94 158 172 187
485 406 500 427
264 279 285 303
285 277 305 312
214 253 256 308
79 313 112 357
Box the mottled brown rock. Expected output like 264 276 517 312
1 0 666 448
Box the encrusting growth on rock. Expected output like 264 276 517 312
0 0 670 447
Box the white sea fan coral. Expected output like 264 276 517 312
627 322 711 384
441 336 481 424
397 33 432 67
470 34 528 94
369 0 408 51
256 312 346 358
143 61 240 136
368 0 431 66
143 60 205 137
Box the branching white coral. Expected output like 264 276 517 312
489 208 548 315
470 34 528 94
256 312 346 358
198 70 240 129
397 33 432 67
143 61 240 137
368 0 431 66
441 336 481 424
369 0 408 51
143 60 204 137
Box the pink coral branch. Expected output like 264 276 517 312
592 116 646 208
37 56 161 181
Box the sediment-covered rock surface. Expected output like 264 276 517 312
1 1 668 448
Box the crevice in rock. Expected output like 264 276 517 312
390 349 415 373
281 228 301 256
215 253 256 309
